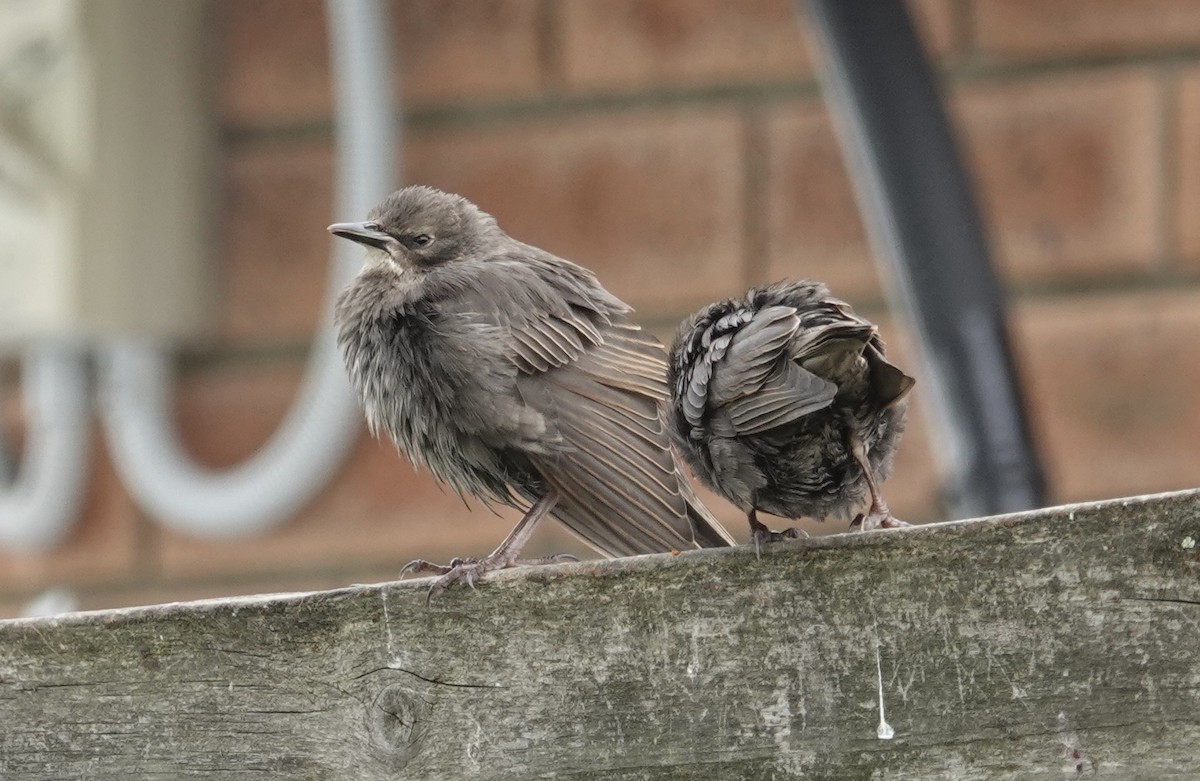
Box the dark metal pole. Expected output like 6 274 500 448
801 0 1046 516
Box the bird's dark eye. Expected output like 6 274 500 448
411 234 432 247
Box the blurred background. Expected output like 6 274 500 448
2 0 1199 618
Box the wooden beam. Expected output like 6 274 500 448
2 490 1199 778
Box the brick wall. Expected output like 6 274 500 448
3 0 1200 616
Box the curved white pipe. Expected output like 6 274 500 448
21 587 79 618
0 345 91 550
98 0 397 537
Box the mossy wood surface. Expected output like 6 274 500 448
2 490 1199 779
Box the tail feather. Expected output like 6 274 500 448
679 465 737 548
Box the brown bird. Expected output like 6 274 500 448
667 280 915 546
331 185 735 596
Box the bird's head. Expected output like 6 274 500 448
328 185 500 271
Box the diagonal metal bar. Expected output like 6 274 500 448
801 0 1046 516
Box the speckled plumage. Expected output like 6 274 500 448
332 186 734 588
667 280 915 535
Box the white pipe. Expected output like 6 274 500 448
0 345 91 550
98 0 397 537
21 587 80 618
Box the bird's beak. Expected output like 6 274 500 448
328 221 392 251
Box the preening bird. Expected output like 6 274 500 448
667 280 915 545
331 185 735 596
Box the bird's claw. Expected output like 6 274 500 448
400 551 581 603
850 512 911 532
399 558 456 578
750 525 807 559
423 559 487 604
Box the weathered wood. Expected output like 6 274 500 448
2 490 1199 779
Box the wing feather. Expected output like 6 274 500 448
552 406 681 511
706 306 799 404
725 361 837 435
446 258 733 556
683 301 848 439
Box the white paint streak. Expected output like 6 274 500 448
464 716 484 772
874 644 895 740
759 678 793 751
892 666 916 704
1057 711 1092 775
686 623 701 681
380 589 395 657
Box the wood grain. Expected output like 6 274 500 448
2 490 1198 779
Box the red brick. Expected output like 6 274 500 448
767 71 1163 294
1014 290 1200 503
1176 69 1200 263
763 101 880 301
0 429 142 592
175 360 299 467
557 0 960 93
219 141 334 345
973 0 1200 61
217 0 330 125
218 0 543 126
396 0 543 103
953 69 1162 284
407 107 748 315
557 0 811 91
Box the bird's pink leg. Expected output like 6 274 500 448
400 487 575 601
848 440 909 532
747 508 807 557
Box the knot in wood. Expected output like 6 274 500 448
366 683 426 765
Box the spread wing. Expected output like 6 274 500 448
452 257 735 557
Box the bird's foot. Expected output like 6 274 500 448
749 523 808 558
849 511 910 532
400 553 579 602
